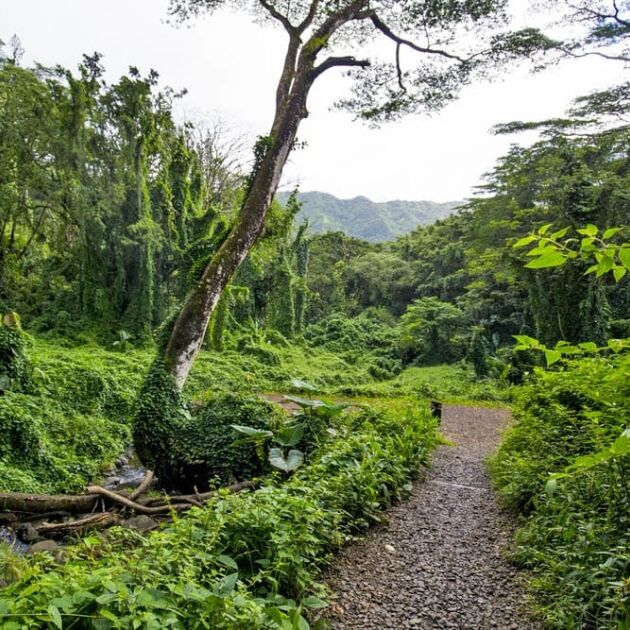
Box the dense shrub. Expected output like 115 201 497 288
491 354 629 511
0 393 130 493
304 312 401 379
0 401 438 629
490 353 630 628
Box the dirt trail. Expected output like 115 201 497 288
323 405 538 630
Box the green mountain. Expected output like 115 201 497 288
276 191 463 242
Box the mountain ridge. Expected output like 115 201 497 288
276 191 463 242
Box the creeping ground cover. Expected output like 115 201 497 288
0 400 438 629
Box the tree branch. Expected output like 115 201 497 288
370 14 466 63
297 0 321 34
258 0 297 34
395 43 406 92
310 55 370 79
559 46 630 63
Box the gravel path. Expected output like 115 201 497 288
323 405 538 629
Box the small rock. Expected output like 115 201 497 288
384 544 396 553
17 523 41 543
28 540 65 562
28 540 58 554
122 515 159 532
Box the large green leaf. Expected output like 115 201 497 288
525 252 566 268
274 423 305 447
231 425 273 439
268 448 304 472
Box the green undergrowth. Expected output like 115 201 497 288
0 400 438 629
0 340 148 493
490 353 630 628
0 332 500 494
333 363 511 403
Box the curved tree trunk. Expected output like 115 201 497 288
163 84 310 388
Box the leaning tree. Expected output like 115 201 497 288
160 0 554 389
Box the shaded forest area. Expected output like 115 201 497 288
0 6 629 626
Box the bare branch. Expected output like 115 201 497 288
395 43 406 92
559 46 630 63
370 14 466 63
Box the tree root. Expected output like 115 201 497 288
0 478 256 529
35 512 121 536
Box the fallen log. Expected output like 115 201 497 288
90 479 257 514
86 485 191 515
0 480 256 518
0 492 99 514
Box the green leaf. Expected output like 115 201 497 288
48 605 63 629
525 245 557 257
577 342 598 353
217 572 239 596
595 255 615 277
274 423 305 447
538 223 553 235
284 395 325 408
231 425 273 439
525 252 566 268
513 335 541 348
545 478 558 495
550 227 569 240
613 266 627 282
544 349 562 366
577 224 598 237
619 247 630 270
611 430 630 457
603 227 622 239
513 235 537 248
286 449 304 471
269 448 304 472
301 597 328 609
290 379 317 391
217 554 239 570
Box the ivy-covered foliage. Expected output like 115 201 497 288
0 401 438 628
134 364 282 490
0 341 146 493
0 313 29 392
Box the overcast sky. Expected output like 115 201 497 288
1 0 624 202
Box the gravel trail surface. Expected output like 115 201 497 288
323 405 537 629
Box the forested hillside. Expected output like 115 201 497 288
1 1 630 627
276 191 461 241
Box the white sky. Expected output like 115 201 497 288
0 0 625 202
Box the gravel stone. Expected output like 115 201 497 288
323 405 538 629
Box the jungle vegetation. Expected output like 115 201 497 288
1 0 630 627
